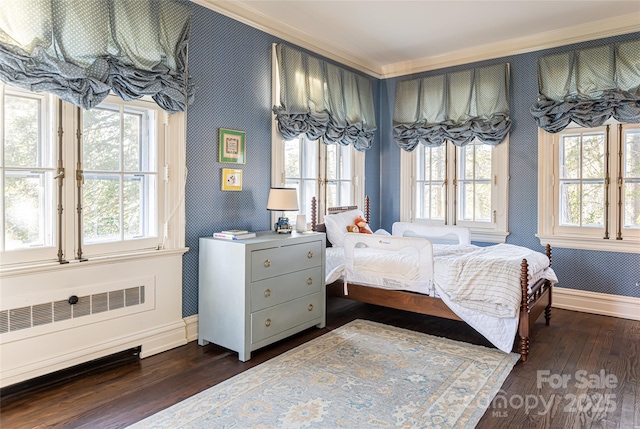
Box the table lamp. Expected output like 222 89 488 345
267 187 299 233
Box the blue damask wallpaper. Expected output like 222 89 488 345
183 2 638 317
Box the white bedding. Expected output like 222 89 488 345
324 240 558 353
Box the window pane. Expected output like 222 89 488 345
326 145 337 180
340 145 352 179
560 182 580 225
625 129 640 177
301 139 317 179
83 106 120 171
560 135 580 179
326 182 337 208
582 182 604 227
4 171 53 250
624 180 640 228
430 184 445 220
4 95 40 167
284 139 300 178
83 175 120 243
123 112 142 171
431 146 446 181
475 144 492 180
462 146 473 180
582 133 604 179
459 182 474 221
339 181 351 206
475 182 492 221
123 174 156 240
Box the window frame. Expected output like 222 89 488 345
1 85 186 269
537 121 640 253
400 137 509 243
79 95 165 258
271 45 365 226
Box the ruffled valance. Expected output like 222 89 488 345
273 44 376 151
393 63 511 151
0 0 193 113
531 39 640 133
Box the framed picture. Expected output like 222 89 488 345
221 168 243 191
219 128 246 164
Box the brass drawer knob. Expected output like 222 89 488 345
264 259 271 268
264 288 271 297
307 277 313 285
307 251 313 259
265 318 271 327
308 304 313 311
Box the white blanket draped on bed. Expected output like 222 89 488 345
324 238 558 354
444 243 555 318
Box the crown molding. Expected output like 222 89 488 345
381 13 640 78
191 0 383 78
191 1 640 79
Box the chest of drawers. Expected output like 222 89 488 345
198 231 326 361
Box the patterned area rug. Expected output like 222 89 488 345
131 320 519 428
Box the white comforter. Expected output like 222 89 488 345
325 241 558 353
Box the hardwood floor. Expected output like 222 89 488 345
1 297 638 429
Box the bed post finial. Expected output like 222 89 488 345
545 244 552 267
311 196 317 231
365 195 370 224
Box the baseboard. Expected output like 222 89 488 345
1 319 187 388
184 314 199 342
552 287 640 321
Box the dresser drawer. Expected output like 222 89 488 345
251 240 322 281
251 292 323 344
250 267 322 312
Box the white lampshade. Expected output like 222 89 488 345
267 188 299 211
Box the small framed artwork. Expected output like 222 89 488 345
219 128 246 164
221 168 243 191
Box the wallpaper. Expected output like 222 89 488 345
183 4 380 317
183 3 638 317
379 32 640 299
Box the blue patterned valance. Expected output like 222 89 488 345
531 39 640 133
273 44 376 151
393 63 511 151
0 0 193 113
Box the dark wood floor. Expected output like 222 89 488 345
1 297 638 429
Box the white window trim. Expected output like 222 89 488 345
1 90 187 271
400 139 509 243
537 125 640 254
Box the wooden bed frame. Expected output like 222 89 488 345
310 196 552 362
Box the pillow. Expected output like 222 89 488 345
323 209 364 247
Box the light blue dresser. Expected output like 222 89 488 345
198 231 326 361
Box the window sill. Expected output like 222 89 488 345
470 230 510 244
0 247 189 278
536 234 640 254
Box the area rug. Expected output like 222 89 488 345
130 320 519 428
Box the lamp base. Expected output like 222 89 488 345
274 217 292 234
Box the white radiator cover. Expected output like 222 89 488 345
0 250 187 388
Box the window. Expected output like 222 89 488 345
1 84 182 267
273 134 365 225
271 46 365 226
537 122 640 253
400 138 509 243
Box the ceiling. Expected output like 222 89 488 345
194 0 640 78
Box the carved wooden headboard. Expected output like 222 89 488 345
310 195 370 233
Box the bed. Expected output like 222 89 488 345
310 196 556 362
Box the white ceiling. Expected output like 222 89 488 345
194 0 640 77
